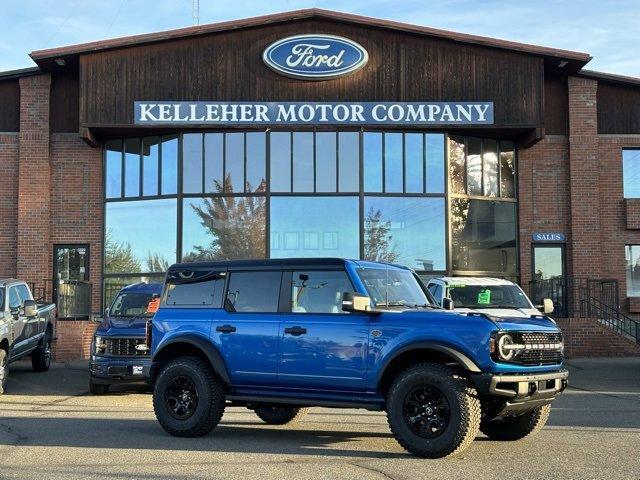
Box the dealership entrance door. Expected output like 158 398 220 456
531 244 567 317
53 245 91 319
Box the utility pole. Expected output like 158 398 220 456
192 0 199 26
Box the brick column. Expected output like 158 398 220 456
17 74 52 286
567 76 600 278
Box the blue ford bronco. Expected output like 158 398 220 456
89 282 162 394
148 259 567 458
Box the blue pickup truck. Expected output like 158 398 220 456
89 282 162 394
148 259 567 458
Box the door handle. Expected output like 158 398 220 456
284 326 307 336
216 325 236 334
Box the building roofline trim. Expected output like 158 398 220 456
578 69 640 88
0 66 42 80
29 8 592 65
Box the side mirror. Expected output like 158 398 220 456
23 299 37 317
442 297 455 311
342 292 372 313
541 298 554 314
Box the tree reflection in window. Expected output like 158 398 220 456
363 207 399 263
182 175 266 262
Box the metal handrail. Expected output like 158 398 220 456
586 295 640 343
528 276 640 344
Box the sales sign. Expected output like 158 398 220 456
532 232 566 242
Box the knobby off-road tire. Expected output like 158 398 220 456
254 405 309 425
32 328 52 372
89 379 110 395
153 356 225 437
0 349 8 395
480 404 551 441
386 363 481 458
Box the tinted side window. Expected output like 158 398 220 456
165 278 224 307
291 270 353 314
427 283 437 295
225 271 281 313
433 284 443 302
8 287 20 310
16 284 31 303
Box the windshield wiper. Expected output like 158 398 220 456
375 301 407 307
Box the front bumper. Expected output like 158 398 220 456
472 369 568 415
487 369 569 400
90 356 151 385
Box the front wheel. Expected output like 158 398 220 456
386 363 481 458
254 405 309 425
480 404 551 441
32 329 52 372
153 357 225 437
89 379 110 395
0 349 8 395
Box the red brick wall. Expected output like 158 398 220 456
50 133 103 312
624 199 640 229
0 134 18 278
53 320 98 361
556 317 640 357
597 136 640 306
17 74 51 286
567 76 601 278
518 135 571 287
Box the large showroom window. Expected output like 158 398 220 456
449 135 518 276
103 130 516 307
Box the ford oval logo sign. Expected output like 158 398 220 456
263 34 369 80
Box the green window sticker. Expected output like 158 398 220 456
477 290 491 304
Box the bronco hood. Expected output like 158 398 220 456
485 314 559 332
96 314 149 337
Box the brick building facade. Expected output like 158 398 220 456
0 9 639 359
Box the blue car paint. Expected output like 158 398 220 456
90 283 162 385
151 259 564 404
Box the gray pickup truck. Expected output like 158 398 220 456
0 279 56 394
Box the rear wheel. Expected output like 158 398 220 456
386 363 481 458
89 379 110 395
0 349 8 395
153 357 225 437
254 405 309 425
32 329 52 372
480 404 551 441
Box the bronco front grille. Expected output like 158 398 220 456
511 331 564 366
106 338 149 357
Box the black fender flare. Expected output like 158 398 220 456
152 334 230 384
377 341 482 385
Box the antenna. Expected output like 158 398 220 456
192 0 199 25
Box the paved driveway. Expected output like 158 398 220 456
0 358 639 480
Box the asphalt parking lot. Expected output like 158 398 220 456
0 358 639 480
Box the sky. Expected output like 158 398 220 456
1 0 639 76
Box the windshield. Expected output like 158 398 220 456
357 267 432 307
448 284 531 309
110 292 157 318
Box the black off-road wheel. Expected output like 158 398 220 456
89 379 110 395
386 363 481 458
153 356 225 437
0 349 8 395
480 404 551 441
254 405 309 425
32 328 52 372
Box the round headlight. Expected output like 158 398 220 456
497 334 515 361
